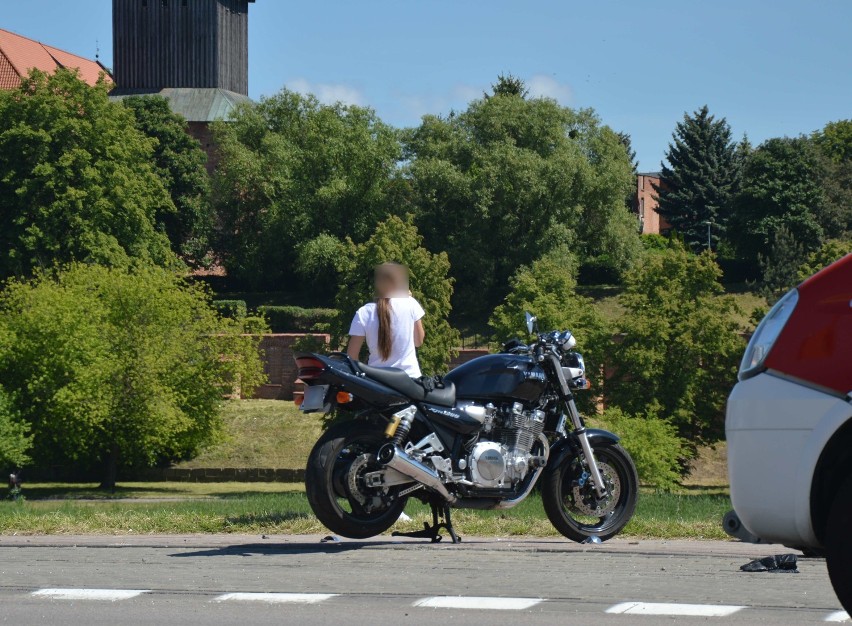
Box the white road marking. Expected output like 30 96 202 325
826 611 851 622
32 589 150 601
606 601 746 617
215 592 337 604
414 596 543 610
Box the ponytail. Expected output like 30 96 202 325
377 298 393 360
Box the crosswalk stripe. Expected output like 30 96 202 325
414 596 543 610
31 589 150 601
215 592 337 604
825 611 851 622
606 602 746 617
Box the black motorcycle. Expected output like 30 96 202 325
296 313 638 543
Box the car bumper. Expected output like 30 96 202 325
726 372 845 547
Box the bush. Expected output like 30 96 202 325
594 407 684 490
257 306 338 333
0 264 266 488
212 299 247 320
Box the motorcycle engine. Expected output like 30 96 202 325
467 403 545 488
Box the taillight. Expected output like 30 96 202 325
296 355 325 380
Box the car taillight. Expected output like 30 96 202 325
296 356 325 380
739 288 799 381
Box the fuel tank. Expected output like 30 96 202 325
443 353 547 403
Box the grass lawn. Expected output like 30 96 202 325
174 400 323 469
0 485 730 540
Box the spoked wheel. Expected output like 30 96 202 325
542 443 638 542
305 420 408 539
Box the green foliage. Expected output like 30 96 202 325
404 87 639 318
212 89 402 289
797 238 852 281
295 234 348 305
0 264 266 488
595 407 684 489
758 226 806 302
655 105 740 251
605 242 745 455
211 299 247 320
332 215 460 374
814 119 852 162
121 96 213 266
0 385 31 469
0 69 176 280
489 246 608 413
257 306 338 333
732 136 826 260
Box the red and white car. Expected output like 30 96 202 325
726 253 852 611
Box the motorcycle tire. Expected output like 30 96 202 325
306 419 408 539
826 473 852 614
541 442 638 543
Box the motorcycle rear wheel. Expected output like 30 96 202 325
305 419 408 539
541 443 638 542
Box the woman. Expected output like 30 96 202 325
346 263 426 377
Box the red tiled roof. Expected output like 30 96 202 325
0 28 111 90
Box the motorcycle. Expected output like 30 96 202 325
296 312 638 543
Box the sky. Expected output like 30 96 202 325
4 0 852 171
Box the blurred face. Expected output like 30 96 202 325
374 263 409 297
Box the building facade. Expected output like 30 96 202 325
110 0 257 169
635 171 671 235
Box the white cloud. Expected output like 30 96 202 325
285 78 365 106
527 74 573 104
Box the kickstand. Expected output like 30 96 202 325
393 501 461 544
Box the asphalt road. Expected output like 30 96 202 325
0 534 847 625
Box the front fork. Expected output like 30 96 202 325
559 398 608 498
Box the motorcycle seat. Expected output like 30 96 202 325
357 363 456 407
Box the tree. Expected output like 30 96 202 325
616 131 639 172
487 73 529 98
331 215 460 374
758 226 806 302
489 246 609 413
813 120 852 238
797 238 852 281
121 96 213 266
814 119 852 163
0 264 265 489
655 106 740 251
405 84 639 320
212 89 402 289
605 242 744 458
0 69 176 280
732 137 826 260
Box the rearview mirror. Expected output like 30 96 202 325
525 312 537 335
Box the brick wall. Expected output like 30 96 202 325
251 334 330 400
636 173 672 235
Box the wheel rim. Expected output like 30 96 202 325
328 435 401 523
559 450 630 533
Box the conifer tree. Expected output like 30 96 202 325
655 106 739 250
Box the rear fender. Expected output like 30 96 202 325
548 428 621 469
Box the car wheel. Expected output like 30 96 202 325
826 474 852 614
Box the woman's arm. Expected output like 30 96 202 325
413 319 425 347
347 335 365 361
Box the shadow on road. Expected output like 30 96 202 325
170 541 388 558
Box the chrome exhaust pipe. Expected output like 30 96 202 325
377 443 457 504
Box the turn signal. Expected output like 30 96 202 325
294 395 304 407
336 391 353 404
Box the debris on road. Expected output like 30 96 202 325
740 554 799 573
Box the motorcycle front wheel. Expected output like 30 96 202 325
541 443 638 542
305 419 408 539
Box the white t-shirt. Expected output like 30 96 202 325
349 297 425 377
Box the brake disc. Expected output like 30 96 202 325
570 461 621 517
345 453 372 506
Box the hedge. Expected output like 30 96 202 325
211 299 247 320
257 306 338 333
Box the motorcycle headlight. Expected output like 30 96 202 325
738 288 799 381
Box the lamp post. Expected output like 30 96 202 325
703 220 712 251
